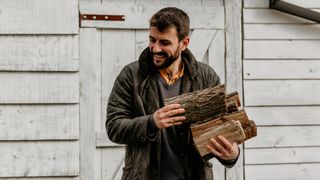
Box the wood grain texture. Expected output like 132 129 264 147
0 72 79 104
80 2 224 29
0 105 78 140
244 0 320 8
0 0 78 34
0 141 79 177
244 80 320 106
0 35 79 71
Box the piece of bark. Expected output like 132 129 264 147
193 120 246 157
237 120 257 144
226 91 242 113
164 84 227 124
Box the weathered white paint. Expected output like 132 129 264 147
189 29 217 62
0 178 79 180
0 0 78 34
244 9 313 23
245 164 320 180
245 0 320 8
135 30 149 60
208 30 225 83
101 148 125 180
244 60 320 79
0 141 79 177
0 35 79 71
245 126 320 148
96 131 122 147
244 40 320 59
0 72 79 104
0 105 79 140
246 106 320 126
79 28 102 180
244 24 320 40
80 2 224 29
244 80 320 106
246 147 320 164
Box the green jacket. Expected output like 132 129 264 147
106 48 236 180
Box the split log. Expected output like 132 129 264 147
193 120 246 157
164 84 227 124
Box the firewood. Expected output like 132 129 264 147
193 120 246 157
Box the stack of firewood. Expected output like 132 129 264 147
164 84 257 159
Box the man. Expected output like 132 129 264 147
106 7 239 180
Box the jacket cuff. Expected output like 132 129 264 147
146 116 159 141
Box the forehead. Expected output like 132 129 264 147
149 26 179 41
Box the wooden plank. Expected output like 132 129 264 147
244 80 320 106
101 0 202 6
244 24 320 40
135 30 149 60
188 29 217 63
208 30 225 83
101 29 136 128
246 147 320 164
246 106 320 126
245 164 320 180
245 126 320 148
225 0 244 179
101 147 125 180
0 0 78 34
96 132 123 147
202 0 224 6
0 72 79 104
244 40 320 59
0 178 79 180
80 3 224 29
0 141 79 177
243 60 320 79
244 9 314 23
0 105 78 140
79 28 102 180
0 35 79 71
245 0 320 8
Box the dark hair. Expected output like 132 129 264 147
149 7 190 41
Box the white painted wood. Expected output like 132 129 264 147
244 24 320 40
0 105 78 140
0 35 79 71
246 106 320 126
101 148 125 180
245 164 320 180
80 2 224 29
0 178 79 180
245 126 320 148
246 147 320 164
244 60 320 79
0 141 79 177
79 28 102 180
0 0 78 34
96 131 123 147
244 9 314 23
244 80 320 106
245 0 320 8
189 29 217 62
101 29 136 128
135 30 149 60
202 0 224 6
0 72 79 104
244 40 320 59
208 30 225 83
225 0 244 180
102 0 203 6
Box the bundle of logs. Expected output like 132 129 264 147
164 84 257 160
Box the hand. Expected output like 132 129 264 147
206 135 239 160
152 104 186 129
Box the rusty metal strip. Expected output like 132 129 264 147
80 14 125 21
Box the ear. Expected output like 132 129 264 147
181 37 190 51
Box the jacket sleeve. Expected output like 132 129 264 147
106 65 155 145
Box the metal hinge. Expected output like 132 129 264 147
79 12 125 27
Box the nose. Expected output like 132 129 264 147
151 41 161 53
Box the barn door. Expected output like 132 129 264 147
79 1 242 180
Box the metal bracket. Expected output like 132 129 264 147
270 0 320 23
79 13 125 21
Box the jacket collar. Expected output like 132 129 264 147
138 47 199 80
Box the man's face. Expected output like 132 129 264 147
148 26 188 69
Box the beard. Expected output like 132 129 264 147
152 47 181 70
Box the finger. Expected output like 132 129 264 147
206 143 222 157
217 135 233 150
209 138 227 154
160 104 182 112
164 108 185 117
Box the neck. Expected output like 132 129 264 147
164 57 182 76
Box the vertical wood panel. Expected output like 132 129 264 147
208 30 225 83
80 28 102 180
189 29 217 62
0 0 78 34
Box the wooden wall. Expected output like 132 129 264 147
0 0 79 179
243 0 320 179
